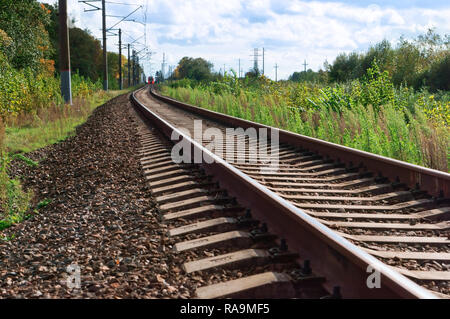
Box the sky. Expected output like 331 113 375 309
39 0 450 80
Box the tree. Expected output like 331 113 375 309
391 37 422 86
106 51 122 89
0 30 13 61
415 54 450 91
327 52 362 82
0 0 52 72
360 39 394 76
70 28 102 81
289 69 327 83
174 57 213 81
245 66 260 78
45 4 103 81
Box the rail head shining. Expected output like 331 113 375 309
131 87 437 299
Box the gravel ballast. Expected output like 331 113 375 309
0 93 187 298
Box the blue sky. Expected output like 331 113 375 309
40 0 450 80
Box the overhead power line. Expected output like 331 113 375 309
59 0 72 104
79 0 144 90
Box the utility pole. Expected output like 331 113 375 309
79 0 143 90
169 65 174 79
127 44 130 88
132 50 136 85
118 28 122 90
274 63 278 82
59 0 72 104
238 59 241 78
162 53 166 81
303 59 308 73
136 55 140 84
135 51 138 85
262 47 265 75
223 64 226 76
101 0 108 90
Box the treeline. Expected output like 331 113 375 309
0 0 145 120
0 0 140 92
0 0 64 118
166 56 269 83
45 4 141 89
165 57 217 82
164 62 449 171
167 30 448 93
289 30 449 92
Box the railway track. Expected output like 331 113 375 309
130 86 449 299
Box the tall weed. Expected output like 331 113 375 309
162 67 449 171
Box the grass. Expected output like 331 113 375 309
0 178 33 231
13 154 38 167
5 88 132 154
37 198 51 209
0 132 33 231
0 86 137 231
162 79 449 172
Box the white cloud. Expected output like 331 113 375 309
40 0 450 80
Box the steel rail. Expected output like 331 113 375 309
130 87 437 299
149 88 450 198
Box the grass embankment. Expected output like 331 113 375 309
0 87 135 232
5 89 131 153
161 68 449 172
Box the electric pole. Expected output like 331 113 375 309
118 28 122 90
238 59 241 78
59 0 72 104
162 53 166 81
127 44 131 87
135 51 138 85
132 50 136 85
170 65 174 79
303 59 308 73
101 0 108 90
79 1 143 90
223 64 226 76
136 55 140 84
274 63 278 82
262 47 265 75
